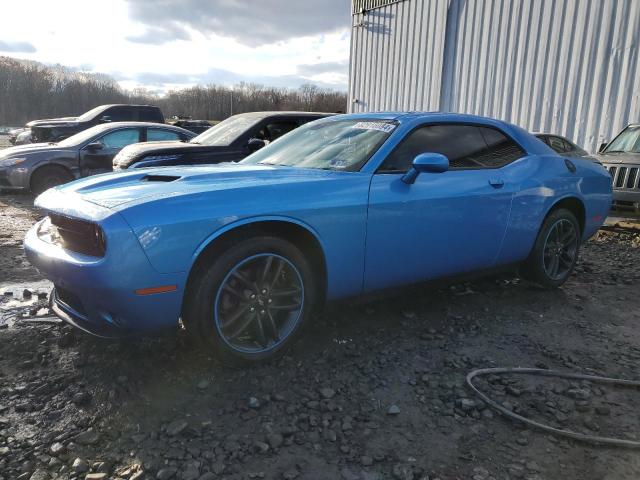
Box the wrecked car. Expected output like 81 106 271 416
25 113 611 362
26 104 165 143
112 111 332 170
0 122 194 194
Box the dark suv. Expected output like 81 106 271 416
112 111 331 170
27 104 165 143
595 124 640 214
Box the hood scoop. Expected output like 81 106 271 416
140 174 181 182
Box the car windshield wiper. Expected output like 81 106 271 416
604 150 631 154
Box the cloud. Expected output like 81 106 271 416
125 0 351 46
297 61 348 77
115 65 348 92
126 24 192 45
0 40 36 53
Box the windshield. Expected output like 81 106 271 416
57 124 108 147
241 119 396 171
77 105 109 122
605 125 640 153
190 115 261 146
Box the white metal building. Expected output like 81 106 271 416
348 0 640 153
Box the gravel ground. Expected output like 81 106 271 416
1 192 640 480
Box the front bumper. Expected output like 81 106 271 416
0 167 28 190
24 216 187 336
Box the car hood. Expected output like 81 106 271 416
26 117 78 128
594 152 640 165
0 142 74 159
121 140 226 157
39 164 346 212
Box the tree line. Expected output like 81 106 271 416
0 56 347 126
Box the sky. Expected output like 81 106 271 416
0 0 352 94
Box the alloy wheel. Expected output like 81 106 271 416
214 253 304 354
542 219 578 281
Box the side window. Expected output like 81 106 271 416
257 121 298 142
147 128 181 141
139 108 161 122
547 136 568 153
477 127 526 166
104 107 132 122
380 124 525 172
98 129 140 149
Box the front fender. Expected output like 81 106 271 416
190 214 326 265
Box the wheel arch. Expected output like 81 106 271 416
183 217 328 314
29 162 76 191
543 195 586 235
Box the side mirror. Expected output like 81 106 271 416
401 153 449 184
99 115 111 123
598 142 608 153
86 141 103 151
247 137 266 153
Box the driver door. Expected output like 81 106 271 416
363 123 523 292
80 127 141 176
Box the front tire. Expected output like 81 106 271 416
184 236 318 364
30 165 74 195
521 208 580 288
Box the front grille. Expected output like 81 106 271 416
605 164 640 191
41 214 107 257
55 286 86 316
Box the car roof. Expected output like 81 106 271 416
90 122 194 134
233 111 334 119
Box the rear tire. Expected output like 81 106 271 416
521 208 580 288
183 236 318 364
30 166 74 195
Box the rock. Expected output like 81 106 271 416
253 441 270 453
85 475 108 480
267 433 284 449
282 469 299 480
75 430 100 445
73 391 91 406
50 442 65 455
341 467 361 480
457 398 477 411
596 406 610 416
361 455 374 466
323 429 337 442
72 458 90 473
388 404 401 415
130 472 145 480
166 420 188 436
197 380 210 390
249 397 261 409
29 470 49 480
392 464 414 480
23 289 32 299
156 467 177 480
320 387 336 399
199 474 216 480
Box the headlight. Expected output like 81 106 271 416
0 157 26 167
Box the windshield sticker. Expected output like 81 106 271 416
351 122 396 133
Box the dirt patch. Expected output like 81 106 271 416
1 193 640 480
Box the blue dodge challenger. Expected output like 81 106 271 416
24 113 612 362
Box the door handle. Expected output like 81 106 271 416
488 178 504 188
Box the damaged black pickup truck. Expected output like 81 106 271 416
25 104 165 143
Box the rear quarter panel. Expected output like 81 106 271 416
498 155 611 265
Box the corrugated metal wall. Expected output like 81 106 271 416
348 0 640 153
